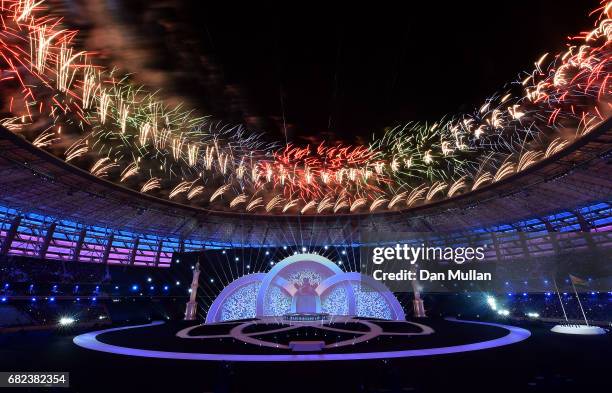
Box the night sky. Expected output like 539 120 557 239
100 0 601 144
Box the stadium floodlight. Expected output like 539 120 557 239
59 317 76 326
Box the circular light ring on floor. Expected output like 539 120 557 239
176 316 435 350
73 318 530 362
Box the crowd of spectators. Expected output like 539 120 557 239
0 256 108 285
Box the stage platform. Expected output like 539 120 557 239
73 317 529 361
2 318 611 392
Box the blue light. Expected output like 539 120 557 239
507 293 513 296
522 293 528 297
1 297 6 302
163 286 169 291
132 285 138 291
149 286 154 290
114 286 119 290
92 297 97 302
3 283 7 288
31 297 36 302
49 297 55 302
76 297 80 301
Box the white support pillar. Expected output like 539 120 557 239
411 279 426 318
185 262 201 320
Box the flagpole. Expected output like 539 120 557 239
552 278 568 322
570 279 589 326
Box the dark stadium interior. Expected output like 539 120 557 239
1 1 611 392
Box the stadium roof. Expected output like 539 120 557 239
0 120 611 249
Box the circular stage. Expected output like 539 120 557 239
73 317 530 362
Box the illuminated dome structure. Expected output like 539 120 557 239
205 253 406 323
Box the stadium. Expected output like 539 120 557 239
0 0 611 392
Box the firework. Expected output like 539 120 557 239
0 0 609 215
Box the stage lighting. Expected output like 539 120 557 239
49 297 55 302
301 247 307 252
59 317 75 326
114 286 119 289
149 286 154 290
176 281 180 285
265 251 270 255
147 277 152 282
486 296 498 311
235 257 239 261
246 265 250 269
341 250 347 255
131 284 138 291
324 246 329 250
31 297 36 302
3 283 8 288
497 309 510 316
1 297 6 302
163 286 169 291
526 312 540 318
209 278 214 283
92 297 97 302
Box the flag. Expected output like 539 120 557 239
569 274 588 286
